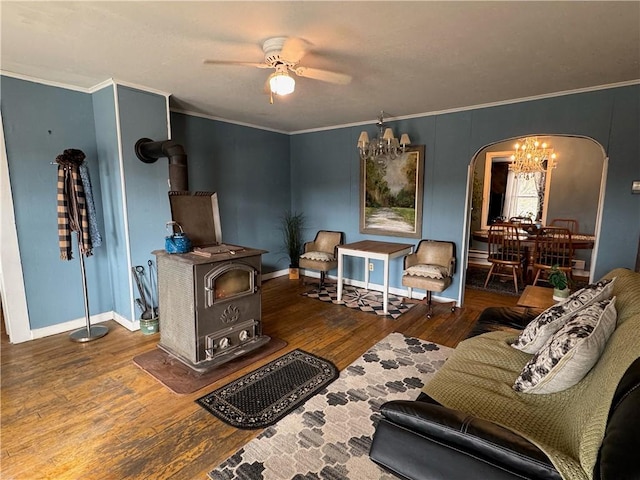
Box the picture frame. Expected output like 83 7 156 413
360 144 425 238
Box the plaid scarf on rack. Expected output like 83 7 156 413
56 150 92 260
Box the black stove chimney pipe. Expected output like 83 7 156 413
135 138 189 192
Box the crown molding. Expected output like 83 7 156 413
289 79 640 135
170 108 289 135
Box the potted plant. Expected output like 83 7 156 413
280 210 305 279
548 264 570 301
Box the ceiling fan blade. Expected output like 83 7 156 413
279 37 309 64
203 60 270 69
293 66 352 85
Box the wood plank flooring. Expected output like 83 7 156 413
0 276 519 480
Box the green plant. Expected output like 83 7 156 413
280 211 305 268
548 265 569 290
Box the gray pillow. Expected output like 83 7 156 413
513 297 617 394
511 278 615 354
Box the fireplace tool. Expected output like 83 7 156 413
132 266 153 320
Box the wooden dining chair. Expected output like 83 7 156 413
550 218 579 233
484 223 526 294
532 227 574 286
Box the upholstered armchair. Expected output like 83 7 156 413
402 240 456 319
299 230 344 289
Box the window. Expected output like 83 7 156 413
503 171 544 220
480 151 553 229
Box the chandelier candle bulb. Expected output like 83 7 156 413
358 131 370 147
357 111 411 162
509 136 558 178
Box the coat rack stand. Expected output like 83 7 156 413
69 232 108 342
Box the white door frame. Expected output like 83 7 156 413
0 112 32 343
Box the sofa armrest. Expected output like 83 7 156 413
595 358 640 480
379 400 561 479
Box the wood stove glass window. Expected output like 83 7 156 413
205 264 255 307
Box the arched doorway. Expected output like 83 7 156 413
462 134 607 299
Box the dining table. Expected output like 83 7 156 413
472 228 596 283
472 229 596 250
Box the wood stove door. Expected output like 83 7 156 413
194 256 262 362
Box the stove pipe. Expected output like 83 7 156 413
135 138 189 192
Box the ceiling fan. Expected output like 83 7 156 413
203 37 352 103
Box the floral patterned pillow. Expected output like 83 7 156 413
404 264 449 279
513 297 617 394
300 251 334 262
511 278 615 354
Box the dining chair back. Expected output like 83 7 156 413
550 218 579 233
532 227 574 285
484 223 526 293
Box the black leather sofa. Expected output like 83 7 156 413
370 329 640 480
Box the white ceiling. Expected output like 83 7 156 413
2 1 639 133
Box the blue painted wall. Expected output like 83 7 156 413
116 86 170 319
290 85 640 300
170 113 290 272
2 75 638 336
92 85 124 318
1 76 110 329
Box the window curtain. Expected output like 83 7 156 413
502 171 544 220
502 171 520 220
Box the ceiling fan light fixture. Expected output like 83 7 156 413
268 66 295 96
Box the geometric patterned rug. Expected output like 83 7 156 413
302 285 415 319
208 332 453 479
196 349 339 429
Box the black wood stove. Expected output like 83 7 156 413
153 192 269 372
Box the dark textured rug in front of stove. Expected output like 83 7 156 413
196 349 339 429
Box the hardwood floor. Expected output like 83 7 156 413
0 276 519 480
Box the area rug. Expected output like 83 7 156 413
208 332 452 480
465 265 520 296
196 349 339 429
466 266 589 296
133 338 287 395
302 285 414 319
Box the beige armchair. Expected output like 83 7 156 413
402 240 456 319
299 230 344 289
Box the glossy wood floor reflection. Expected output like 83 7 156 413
0 276 519 480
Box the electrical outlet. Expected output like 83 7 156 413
369 262 374 271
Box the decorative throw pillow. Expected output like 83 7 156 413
511 278 615 354
404 264 449 279
300 251 334 262
513 297 617 394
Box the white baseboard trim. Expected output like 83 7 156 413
263 268 290 280
113 311 139 332
31 311 114 340
468 249 490 266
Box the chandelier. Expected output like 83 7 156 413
357 111 410 162
509 137 557 178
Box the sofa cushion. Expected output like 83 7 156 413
511 278 615 353
404 264 449 279
300 251 334 262
514 298 617 394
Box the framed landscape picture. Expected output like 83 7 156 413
360 144 425 238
